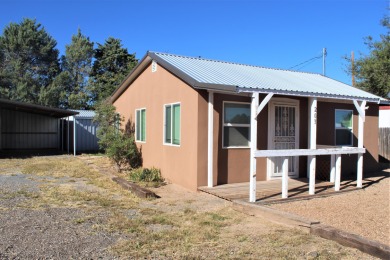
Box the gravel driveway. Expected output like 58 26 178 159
272 170 390 246
0 156 379 259
0 158 125 259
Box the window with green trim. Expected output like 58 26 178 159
335 109 353 146
164 103 180 145
135 108 146 142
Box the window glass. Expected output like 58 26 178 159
136 110 140 141
136 109 146 142
335 110 352 128
224 103 250 124
165 106 172 143
172 104 180 145
223 126 250 147
141 109 146 141
223 102 251 148
335 110 353 146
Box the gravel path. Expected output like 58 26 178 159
272 170 390 246
0 165 125 259
0 208 121 259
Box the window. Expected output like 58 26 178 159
164 103 180 145
223 102 251 148
335 109 353 146
135 108 146 142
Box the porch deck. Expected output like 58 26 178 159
198 178 377 204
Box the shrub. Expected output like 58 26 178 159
93 99 142 171
129 167 164 184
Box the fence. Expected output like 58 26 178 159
379 127 390 161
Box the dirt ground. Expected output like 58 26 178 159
272 170 390 246
0 155 381 259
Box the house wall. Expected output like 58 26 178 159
316 101 379 178
209 94 309 185
112 61 380 189
113 62 202 191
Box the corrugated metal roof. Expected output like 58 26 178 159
0 98 78 118
150 52 383 102
70 110 96 118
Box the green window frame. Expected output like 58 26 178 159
135 108 146 142
164 103 180 145
335 109 353 146
223 102 251 148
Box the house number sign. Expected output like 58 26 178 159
314 107 317 124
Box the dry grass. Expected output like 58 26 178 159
0 155 375 259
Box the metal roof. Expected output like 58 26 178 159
149 52 383 102
0 98 78 118
70 110 96 118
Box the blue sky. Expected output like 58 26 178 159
1 0 388 85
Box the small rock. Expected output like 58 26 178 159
307 251 319 259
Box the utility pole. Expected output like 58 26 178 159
322 48 327 76
351 51 355 86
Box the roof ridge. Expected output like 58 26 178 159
149 51 323 76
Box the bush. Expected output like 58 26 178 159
93 99 142 171
129 167 164 184
105 133 142 171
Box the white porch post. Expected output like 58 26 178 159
353 100 367 188
207 91 214 187
335 154 342 191
308 97 317 195
282 157 289 198
330 154 335 183
249 93 259 202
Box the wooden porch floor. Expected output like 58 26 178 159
198 178 379 204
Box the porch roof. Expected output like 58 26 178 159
148 52 384 103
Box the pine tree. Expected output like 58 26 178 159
43 29 93 109
89 37 138 104
0 18 59 104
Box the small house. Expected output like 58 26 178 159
111 52 385 201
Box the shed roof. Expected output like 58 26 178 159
112 51 385 103
70 110 96 118
0 98 78 118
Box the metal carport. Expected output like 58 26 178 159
0 98 77 151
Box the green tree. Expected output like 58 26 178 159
89 37 137 104
43 29 93 109
0 18 59 104
93 99 142 170
346 15 390 98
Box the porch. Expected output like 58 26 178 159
199 177 377 204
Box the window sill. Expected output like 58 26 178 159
163 143 181 147
222 146 250 149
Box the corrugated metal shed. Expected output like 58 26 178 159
148 52 383 102
0 99 77 150
68 110 99 152
72 110 96 119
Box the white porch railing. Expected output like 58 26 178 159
252 146 365 201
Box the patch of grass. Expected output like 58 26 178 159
127 167 165 187
0 189 39 200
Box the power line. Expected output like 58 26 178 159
289 54 323 70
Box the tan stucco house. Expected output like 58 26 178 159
111 51 385 202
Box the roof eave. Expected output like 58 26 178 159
0 98 78 118
236 87 382 103
110 52 153 103
148 52 199 88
